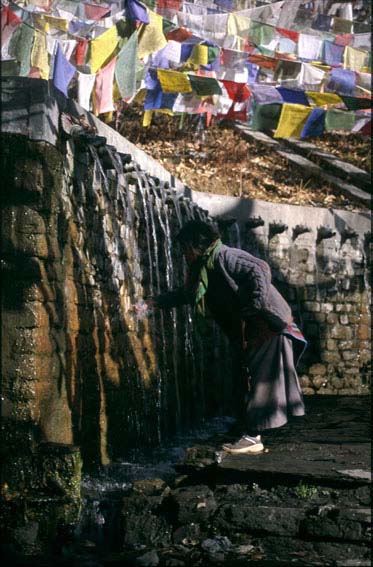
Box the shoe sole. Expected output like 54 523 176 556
222 443 265 454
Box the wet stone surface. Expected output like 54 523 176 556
6 396 371 567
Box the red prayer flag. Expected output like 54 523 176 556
166 26 193 42
222 80 251 102
275 27 299 43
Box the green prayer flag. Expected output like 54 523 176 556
188 74 222 96
115 31 139 100
325 109 356 131
162 18 177 36
252 103 282 131
8 23 35 77
248 21 275 47
207 46 220 63
341 96 372 111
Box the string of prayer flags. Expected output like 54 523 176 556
138 9 167 59
94 56 117 115
44 14 69 32
157 68 192 93
125 0 150 24
300 107 325 138
274 103 312 138
115 31 139 100
188 74 222 96
325 109 356 131
90 24 120 73
53 44 76 96
226 13 251 38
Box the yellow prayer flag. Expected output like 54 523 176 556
157 69 192 93
90 25 119 73
189 45 208 67
343 46 368 72
226 13 251 38
138 10 167 60
32 14 49 32
273 103 312 138
31 30 50 79
44 15 69 32
310 62 331 72
306 92 343 106
143 110 153 127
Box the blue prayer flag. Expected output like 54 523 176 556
53 44 76 97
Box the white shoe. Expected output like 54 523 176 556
222 435 264 454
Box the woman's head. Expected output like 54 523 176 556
176 220 220 260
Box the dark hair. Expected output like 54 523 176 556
176 220 220 251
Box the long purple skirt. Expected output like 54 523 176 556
244 334 305 432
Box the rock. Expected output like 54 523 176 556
308 363 327 376
201 536 232 554
136 549 159 566
170 485 217 525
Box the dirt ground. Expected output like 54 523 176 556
113 104 371 212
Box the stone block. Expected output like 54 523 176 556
308 364 327 376
339 314 349 325
302 387 315 395
299 375 311 388
326 339 337 350
321 352 341 364
342 351 356 361
9 327 54 356
214 504 304 536
357 325 370 341
3 303 50 329
312 377 328 390
335 303 353 313
330 325 353 340
303 302 321 312
302 507 371 543
170 485 217 525
322 303 334 313
330 377 343 390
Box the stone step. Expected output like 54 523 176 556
282 138 371 192
234 124 371 205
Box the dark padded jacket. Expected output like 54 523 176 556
156 244 292 344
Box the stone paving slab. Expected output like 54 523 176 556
177 396 372 489
282 138 370 191
234 124 371 205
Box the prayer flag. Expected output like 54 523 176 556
188 74 222 96
275 27 299 43
77 71 96 110
343 46 368 72
84 3 111 21
166 26 193 42
341 96 373 111
115 31 139 100
332 17 352 34
138 9 167 59
95 56 117 114
221 80 250 102
300 107 325 138
31 30 49 80
298 34 322 61
311 14 332 32
189 44 208 67
53 44 76 96
326 68 355 95
226 13 251 38
252 102 282 131
157 68 192 93
274 103 312 138
75 39 89 66
44 15 69 31
125 0 150 24
90 25 119 73
277 87 309 106
322 40 344 66
306 92 343 106
325 109 356 131
8 23 35 77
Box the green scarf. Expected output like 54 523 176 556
194 239 223 325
